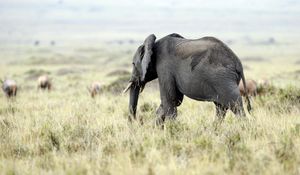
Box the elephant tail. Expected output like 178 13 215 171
240 71 252 113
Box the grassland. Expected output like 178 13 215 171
0 43 300 175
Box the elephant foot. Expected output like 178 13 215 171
154 117 165 129
154 104 177 129
138 115 144 125
128 114 144 125
231 107 246 118
212 117 224 131
128 114 135 123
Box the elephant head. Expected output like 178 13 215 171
123 34 156 120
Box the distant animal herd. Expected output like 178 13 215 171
1 76 269 99
1 75 102 98
1 33 273 124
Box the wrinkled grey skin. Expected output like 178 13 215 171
1 79 17 98
126 33 251 124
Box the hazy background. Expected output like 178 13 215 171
1 2 300 174
0 0 300 62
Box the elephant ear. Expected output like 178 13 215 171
141 34 156 82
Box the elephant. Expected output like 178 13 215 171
123 33 251 124
1 79 17 98
37 75 52 91
88 82 101 98
239 79 257 96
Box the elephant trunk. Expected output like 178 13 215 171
129 84 140 121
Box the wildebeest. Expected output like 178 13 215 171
239 79 257 97
88 82 101 98
1 79 17 98
37 75 52 91
257 78 272 95
257 78 270 88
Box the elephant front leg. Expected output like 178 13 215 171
230 98 246 118
156 78 178 125
156 104 164 118
155 104 165 125
155 103 177 125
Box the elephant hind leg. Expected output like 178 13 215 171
156 76 178 125
214 102 228 121
229 95 246 117
155 103 177 126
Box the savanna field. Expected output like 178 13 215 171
1 41 300 175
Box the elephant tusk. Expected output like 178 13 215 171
123 82 132 93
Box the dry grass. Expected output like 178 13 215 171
0 49 300 174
